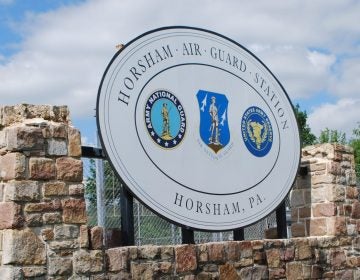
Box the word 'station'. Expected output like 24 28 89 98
117 42 290 133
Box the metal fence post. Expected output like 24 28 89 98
211 232 217 242
95 135 106 228
95 155 105 228
136 201 141 246
171 224 176 245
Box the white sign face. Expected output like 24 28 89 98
97 26 300 231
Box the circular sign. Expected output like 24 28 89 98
97 26 300 231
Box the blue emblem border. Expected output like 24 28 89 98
241 106 273 157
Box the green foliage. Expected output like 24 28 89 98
84 159 122 227
353 123 360 139
84 159 122 207
137 215 172 241
318 128 347 144
84 159 97 226
317 123 359 182
293 104 317 147
103 161 122 206
349 122 360 178
84 158 97 206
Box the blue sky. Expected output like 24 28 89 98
1 0 359 145
0 0 84 56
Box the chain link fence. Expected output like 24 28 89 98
83 157 285 246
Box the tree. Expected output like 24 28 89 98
84 158 97 226
318 128 330 143
349 122 360 179
84 158 97 205
84 159 122 227
317 124 359 183
318 128 347 144
293 103 317 147
84 159 122 207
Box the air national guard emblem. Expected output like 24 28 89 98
241 106 273 157
196 90 230 154
144 90 186 149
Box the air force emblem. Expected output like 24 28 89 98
197 90 230 153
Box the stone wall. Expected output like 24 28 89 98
0 104 87 279
290 144 359 237
112 236 360 279
0 104 359 279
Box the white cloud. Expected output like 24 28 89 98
81 135 96 147
0 0 359 123
330 57 360 98
251 46 336 99
307 51 336 72
308 98 360 137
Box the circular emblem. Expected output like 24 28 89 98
242 106 273 157
144 90 186 149
97 26 300 231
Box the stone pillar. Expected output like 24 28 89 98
0 104 86 279
290 143 358 237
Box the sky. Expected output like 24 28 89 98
0 0 359 145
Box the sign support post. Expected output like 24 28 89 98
276 201 287 238
233 228 245 241
120 186 135 246
181 227 195 244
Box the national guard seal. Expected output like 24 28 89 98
196 90 230 154
242 106 273 157
144 90 186 149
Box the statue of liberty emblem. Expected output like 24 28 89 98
196 90 230 153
